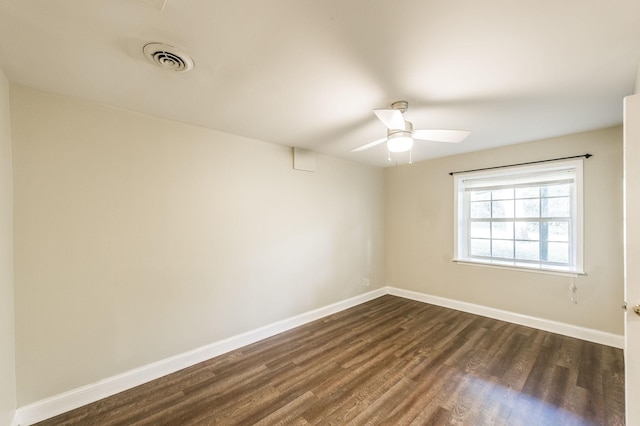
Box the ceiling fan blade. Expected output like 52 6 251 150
413 129 470 143
351 137 388 152
373 109 405 129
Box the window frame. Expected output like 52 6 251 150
453 159 584 276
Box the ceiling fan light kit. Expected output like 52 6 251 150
387 133 413 152
387 121 414 153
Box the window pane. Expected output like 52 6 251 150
470 222 490 238
542 183 570 197
515 186 539 199
492 188 514 200
515 241 540 261
548 221 569 242
470 190 491 201
547 242 569 264
492 200 514 218
470 239 490 257
542 197 570 217
515 199 539 218
470 201 491 218
492 222 513 239
455 163 581 273
515 222 539 240
492 240 514 259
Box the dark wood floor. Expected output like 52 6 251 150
36 295 625 425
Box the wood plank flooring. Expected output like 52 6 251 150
36 295 625 425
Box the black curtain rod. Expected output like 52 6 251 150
448 153 592 176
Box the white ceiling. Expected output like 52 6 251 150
1 0 639 167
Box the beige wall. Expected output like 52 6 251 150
0 69 16 423
386 126 624 335
11 85 385 405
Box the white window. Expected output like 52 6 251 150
453 160 584 275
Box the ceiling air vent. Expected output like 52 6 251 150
143 43 194 72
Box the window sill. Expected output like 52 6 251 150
452 258 585 277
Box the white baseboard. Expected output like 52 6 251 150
12 288 386 426
386 286 624 349
13 285 623 425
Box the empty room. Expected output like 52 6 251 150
1 1 640 425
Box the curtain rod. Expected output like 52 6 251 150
448 153 592 176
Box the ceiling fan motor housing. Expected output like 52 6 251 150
387 120 413 136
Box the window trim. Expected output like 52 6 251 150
453 159 584 276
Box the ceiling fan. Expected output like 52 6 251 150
351 101 470 159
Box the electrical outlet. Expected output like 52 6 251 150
362 277 370 287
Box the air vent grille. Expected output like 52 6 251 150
143 43 194 72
